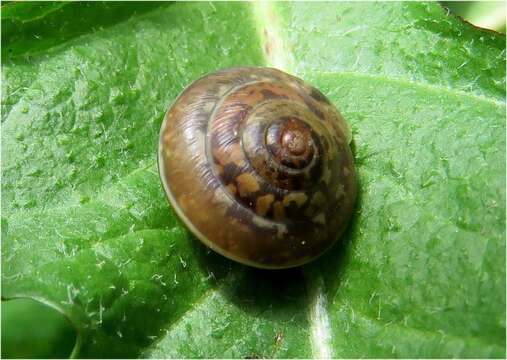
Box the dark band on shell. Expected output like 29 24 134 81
158 67 356 269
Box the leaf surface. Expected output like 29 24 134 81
2 2 505 358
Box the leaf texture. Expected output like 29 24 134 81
2 2 505 358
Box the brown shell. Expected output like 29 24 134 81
158 67 356 269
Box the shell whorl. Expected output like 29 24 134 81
159 67 356 269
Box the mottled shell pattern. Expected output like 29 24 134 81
158 67 356 269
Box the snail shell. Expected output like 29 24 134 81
158 67 356 269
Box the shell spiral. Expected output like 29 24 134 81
159 67 356 269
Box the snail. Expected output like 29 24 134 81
158 67 356 269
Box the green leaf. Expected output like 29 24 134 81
2 2 505 358
1 298 76 359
